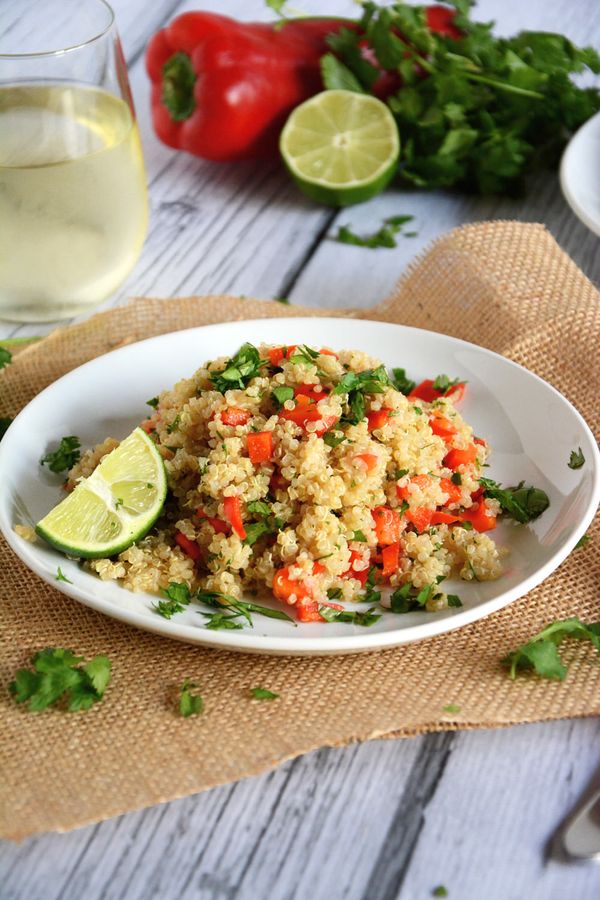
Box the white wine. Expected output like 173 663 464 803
0 83 148 322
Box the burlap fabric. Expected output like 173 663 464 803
1 222 599 841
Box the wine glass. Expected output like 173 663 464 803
0 0 148 322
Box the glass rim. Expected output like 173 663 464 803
0 0 115 60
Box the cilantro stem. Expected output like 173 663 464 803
465 72 544 99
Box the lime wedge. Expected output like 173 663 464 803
280 90 400 207
36 427 167 559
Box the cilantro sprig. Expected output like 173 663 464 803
154 582 192 619
323 2 600 195
318 605 381 626
568 447 585 469
503 618 600 680
250 687 280 700
178 679 203 717
0 417 12 441
211 343 266 393
479 477 549 523
0 346 12 369
333 365 391 425
40 435 81 473
334 216 416 249
10 648 111 712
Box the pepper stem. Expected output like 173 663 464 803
162 52 196 121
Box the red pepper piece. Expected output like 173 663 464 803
195 510 230 534
439 477 462 505
429 413 457 441
409 379 466 404
220 407 251 426
405 507 434 533
372 506 402 545
279 394 337 437
318 347 338 358
461 502 497 532
268 345 297 367
247 431 273 465
353 452 379 472
146 14 352 161
367 408 392 431
430 510 462 525
295 383 328 402
443 444 478 469
426 5 462 39
343 549 370 586
381 541 401 577
222 496 246 540
397 474 432 501
175 530 202 562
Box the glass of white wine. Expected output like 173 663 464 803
0 0 148 322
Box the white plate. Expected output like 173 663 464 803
1 318 598 656
560 110 600 237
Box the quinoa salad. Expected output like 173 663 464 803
46 342 549 626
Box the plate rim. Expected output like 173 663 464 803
560 109 600 238
1 316 599 656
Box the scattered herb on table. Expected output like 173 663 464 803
178 679 203 717
55 567 72 584
334 215 416 249
442 704 461 714
574 534 591 550
250 687 280 700
479 477 549 523
0 346 12 369
274 296 291 304
40 435 81 473
502 618 600 681
432 887 449 898
10 648 111 712
0 417 13 441
568 447 585 469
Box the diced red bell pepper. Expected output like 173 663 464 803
473 436 487 446
444 444 478 469
409 379 466 404
381 541 401 577
429 413 457 441
222 495 246 539
295 383 329 402
470 485 485 502
461 502 497 532
367 408 392 431
279 393 337 437
273 562 328 620
397 474 432 500
195 509 230 534
295 597 324 623
439 477 462 505
342 549 370 586
268 345 297 367
220 407 251 426
354 452 379 472
405 507 434 533
372 506 402 545
140 418 157 434
175 530 202 562
247 431 273 464
319 347 338 358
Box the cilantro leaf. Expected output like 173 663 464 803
568 447 585 469
321 53 365 93
318 605 381 626
323 430 346 448
202 612 245 630
359 565 381 603
432 374 461 394
0 417 12 441
250 687 280 700
432 887 449 898
390 581 447 613
352 530 367 542
178 679 203 717
211 343 266 393
334 216 416 250
502 618 600 680
9 648 111 712
271 385 294 408
146 397 159 409
56 566 72 584
40 435 81 473
197 590 294 625
442 704 461 714
154 581 191 619
574 534 590 549
0 346 12 369
391 367 416 395
480 477 549 523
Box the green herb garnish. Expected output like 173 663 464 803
178 679 203 717
575 534 590 549
9 648 111 712
352 530 367 542
451 472 462 485
40 435 81 473
432 374 461 395
166 414 181 434
479 477 549 523
334 366 391 425
211 343 267 393
0 417 12 441
442 704 461 714
271 385 294 408
359 565 382 604
146 397 159 409
0 346 12 369
334 215 416 249
318 604 381 626
391 366 416 395
568 447 585 469
432 887 449 898
323 430 347 448
503 618 600 681
56 567 72 584
250 687 280 700
154 582 192 619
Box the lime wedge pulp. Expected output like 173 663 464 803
280 89 400 207
36 427 167 559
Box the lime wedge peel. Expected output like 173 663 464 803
280 90 400 207
36 427 167 559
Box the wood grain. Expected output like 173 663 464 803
1 1 600 898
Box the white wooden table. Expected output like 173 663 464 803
2 1 600 897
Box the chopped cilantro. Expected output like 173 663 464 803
575 534 590 549
250 687 279 700
503 618 600 681
154 582 191 619
391 367 416 395
166 414 180 434
390 581 444 613
9 648 111 712
442 704 461 714
480 477 549 523
447 594 463 608
146 397 159 408
334 366 391 425
271 385 294 407
432 374 461 395
323 430 347 448
359 565 382 604
40 435 81 473
211 343 267 393
395 468 409 479
352 530 367 542
318 605 381 626
451 472 462 486
178 679 203 717
432 887 449 898
568 447 585 469
197 590 294 625
0 417 12 440
334 215 415 249
0 346 12 369
327 587 343 600
55 567 72 584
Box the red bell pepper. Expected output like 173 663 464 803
444 444 478 470
222 496 246 540
381 541 401 577
409 379 466 404
279 394 337 437
146 13 351 161
247 431 273 465
372 506 402 545
367 408 393 431
220 407 251 426
175 530 202 562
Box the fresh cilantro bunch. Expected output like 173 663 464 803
10 648 111 712
323 0 600 194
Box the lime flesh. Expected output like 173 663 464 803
280 90 400 207
36 427 167 559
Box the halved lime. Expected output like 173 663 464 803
36 427 167 559
280 89 400 207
